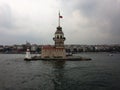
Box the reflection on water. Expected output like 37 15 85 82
0 53 120 90
52 61 65 90
42 61 65 90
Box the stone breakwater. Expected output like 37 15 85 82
24 56 92 61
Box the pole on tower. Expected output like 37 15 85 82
58 11 63 27
58 11 60 26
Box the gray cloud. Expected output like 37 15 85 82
60 0 120 44
0 4 13 29
0 0 120 45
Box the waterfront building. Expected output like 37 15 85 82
31 44 38 52
0 45 4 52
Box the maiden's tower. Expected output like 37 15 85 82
41 12 66 58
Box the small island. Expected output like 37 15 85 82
24 12 91 61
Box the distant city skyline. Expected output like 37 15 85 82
0 0 120 45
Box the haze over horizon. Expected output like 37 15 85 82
0 0 120 45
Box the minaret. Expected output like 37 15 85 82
53 12 66 48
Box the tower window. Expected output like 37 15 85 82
57 35 59 39
60 35 62 39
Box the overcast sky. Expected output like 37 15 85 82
0 0 120 45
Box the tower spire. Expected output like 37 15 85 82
58 11 60 26
58 11 63 27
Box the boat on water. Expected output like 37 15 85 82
66 52 72 56
109 54 113 56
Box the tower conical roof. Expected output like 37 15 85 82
55 26 64 34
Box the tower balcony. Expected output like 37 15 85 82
53 37 66 41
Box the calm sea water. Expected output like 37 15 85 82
0 53 120 90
